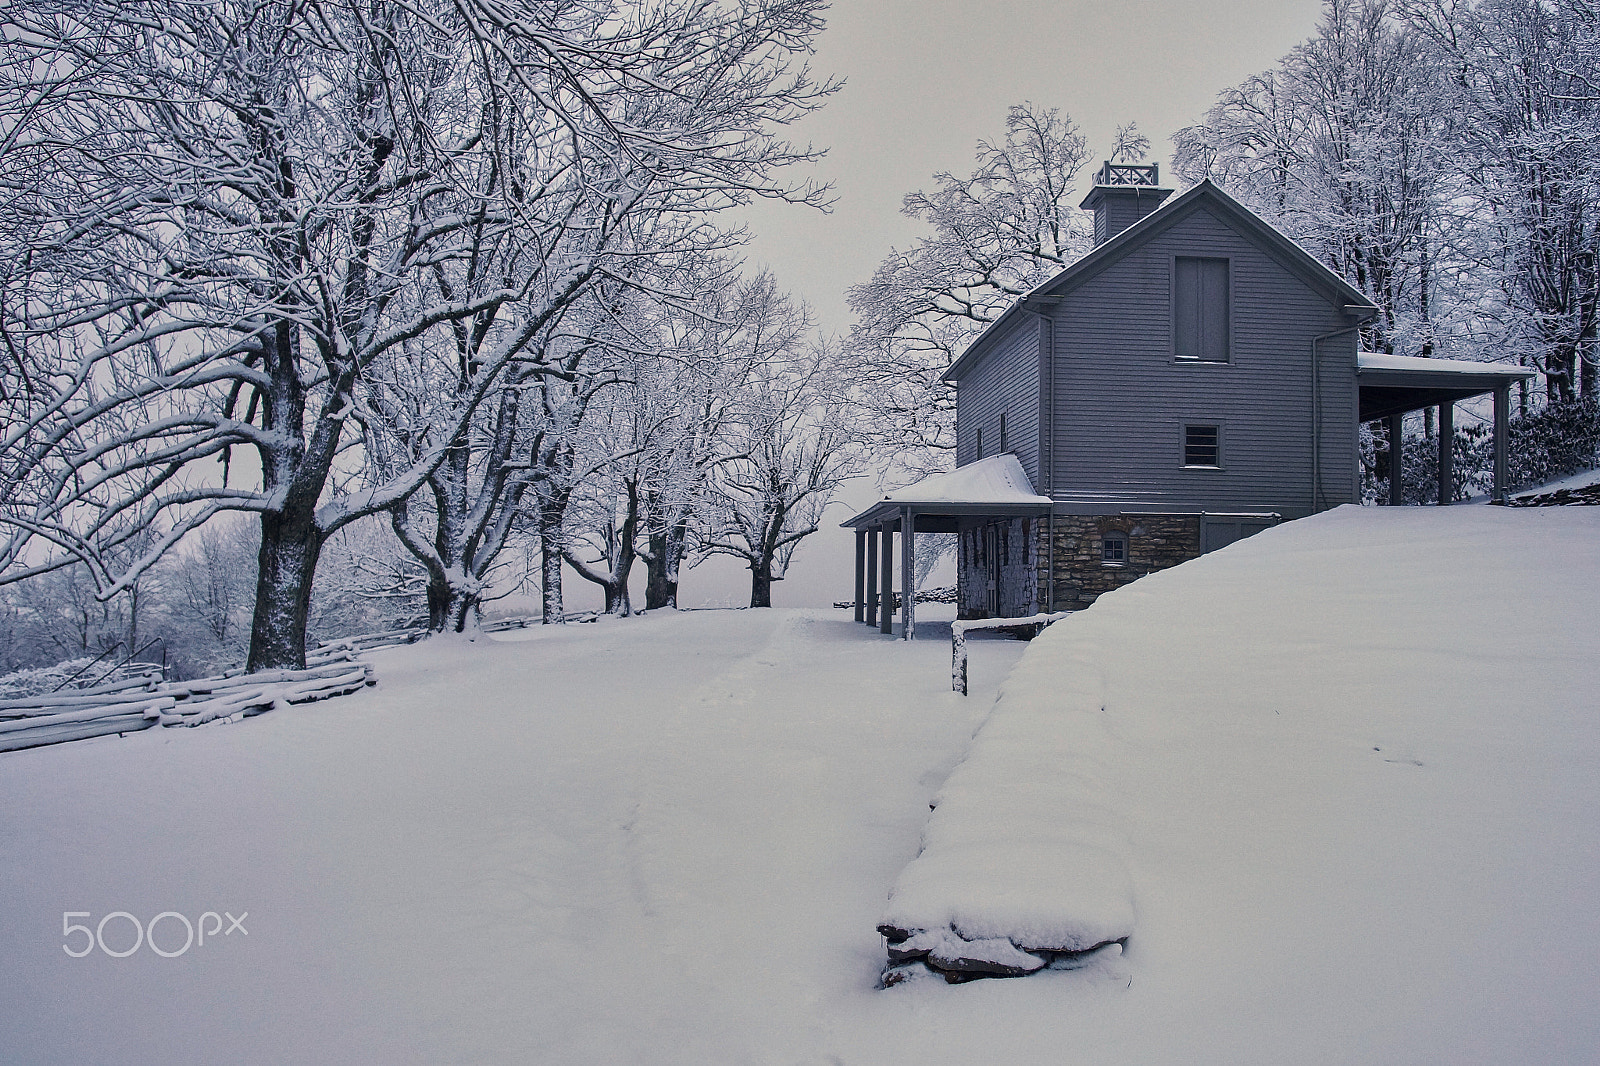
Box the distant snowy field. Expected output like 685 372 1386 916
3 501 1598 1064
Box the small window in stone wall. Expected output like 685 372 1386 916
1102 531 1127 565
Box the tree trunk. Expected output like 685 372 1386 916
539 496 568 624
605 577 632 616
749 556 774 608
601 517 637 616
426 576 452 632
644 519 686 610
247 507 324 671
428 574 483 634
446 587 480 634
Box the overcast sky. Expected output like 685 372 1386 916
736 0 1327 336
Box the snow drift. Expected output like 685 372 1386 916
878 501 1600 987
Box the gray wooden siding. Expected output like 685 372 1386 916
954 316 1040 483
1046 205 1358 518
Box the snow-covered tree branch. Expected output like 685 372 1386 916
0 0 836 667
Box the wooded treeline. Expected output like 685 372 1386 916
0 0 865 677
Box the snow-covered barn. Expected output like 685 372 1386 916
844 163 1535 636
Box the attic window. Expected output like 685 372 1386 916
1174 257 1229 362
975 427 983 461
999 412 1007 453
1184 424 1221 467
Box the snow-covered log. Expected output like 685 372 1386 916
0 714 159 753
0 684 168 716
0 698 173 734
6 669 163 700
312 630 430 657
164 665 373 727
173 661 373 697
0 659 376 750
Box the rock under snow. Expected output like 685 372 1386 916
880 840 1134 958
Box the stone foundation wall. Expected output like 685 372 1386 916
955 517 1039 620
1035 514 1203 611
958 513 1210 618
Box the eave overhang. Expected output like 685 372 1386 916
1357 355 1536 421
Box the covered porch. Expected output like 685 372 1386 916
840 456 1051 640
1358 353 1538 504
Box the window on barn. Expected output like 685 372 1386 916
1102 532 1127 565
975 427 983 461
999 412 1007 453
1174 256 1229 362
1184 424 1221 467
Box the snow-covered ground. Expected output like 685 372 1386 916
3 502 1598 1064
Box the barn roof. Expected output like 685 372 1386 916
943 179 1379 383
840 454 1051 531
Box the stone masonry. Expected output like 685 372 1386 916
1035 514 1203 611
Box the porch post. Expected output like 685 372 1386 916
879 521 894 635
1387 412 1405 506
864 529 879 627
1437 402 1454 505
853 530 866 622
901 507 916 641
1492 383 1510 503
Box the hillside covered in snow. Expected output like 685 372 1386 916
2 502 1597 1064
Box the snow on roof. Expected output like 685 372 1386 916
1358 352 1537 378
880 454 1051 506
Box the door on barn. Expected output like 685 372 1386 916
982 524 1001 616
1200 514 1278 553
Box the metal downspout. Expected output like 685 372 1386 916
1024 299 1058 614
1310 324 1362 513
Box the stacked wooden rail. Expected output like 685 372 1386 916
0 650 376 753
307 614 576 656
1 614 573 754
832 585 958 610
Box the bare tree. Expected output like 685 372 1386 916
1399 0 1600 400
0 0 835 667
633 268 802 609
702 339 866 608
845 103 1098 472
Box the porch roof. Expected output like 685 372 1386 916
1357 352 1536 422
840 454 1052 532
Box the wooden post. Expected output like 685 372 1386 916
951 621 967 695
1387 412 1405 506
901 507 916 641
1493 383 1510 503
870 526 881 630
1437 402 1453 505
879 522 894 635
853 529 866 622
